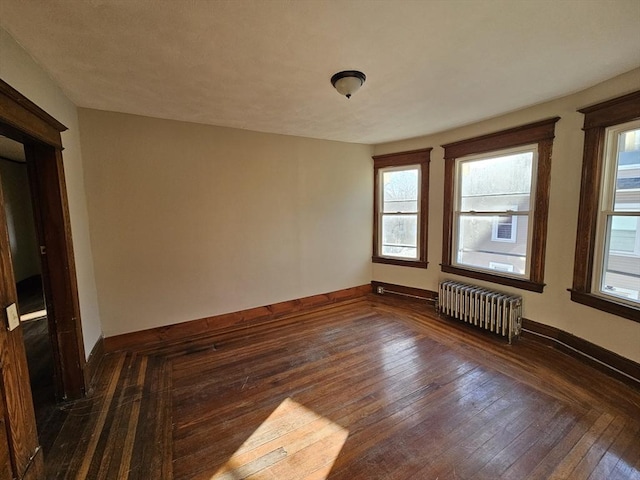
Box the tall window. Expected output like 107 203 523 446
442 118 559 292
372 148 431 268
572 91 640 322
455 147 534 276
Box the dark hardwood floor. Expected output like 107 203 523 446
18 275 67 457
43 296 640 479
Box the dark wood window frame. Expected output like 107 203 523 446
570 90 640 323
441 118 560 292
372 148 431 269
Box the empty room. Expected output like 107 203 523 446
0 1 639 479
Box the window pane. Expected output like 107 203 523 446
382 214 417 258
461 195 530 212
456 214 529 275
614 128 640 212
383 169 418 213
601 216 640 303
492 214 517 242
610 216 638 252
460 152 533 212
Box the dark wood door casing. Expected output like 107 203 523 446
25 144 87 398
0 77 86 479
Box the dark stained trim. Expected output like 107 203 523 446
578 90 640 128
522 318 640 389
371 281 437 301
441 117 560 159
441 265 545 293
571 90 640 321
440 117 560 293
0 79 66 148
0 78 87 402
25 144 86 399
372 148 431 269
104 284 373 353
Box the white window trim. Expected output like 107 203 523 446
592 119 640 308
378 164 421 260
489 261 515 273
452 145 538 279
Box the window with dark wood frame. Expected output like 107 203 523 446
441 118 560 292
372 148 431 268
570 90 640 322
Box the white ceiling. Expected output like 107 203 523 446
1 0 639 145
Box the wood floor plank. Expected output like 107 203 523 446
498 406 582 479
586 418 640 480
569 413 627 479
38 296 640 479
128 355 172 480
547 412 615 480
329 372 524 480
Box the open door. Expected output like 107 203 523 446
0 173 42 479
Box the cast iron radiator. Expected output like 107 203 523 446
438 280 522 344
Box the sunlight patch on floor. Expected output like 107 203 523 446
211 397 349 480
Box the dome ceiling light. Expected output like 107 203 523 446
330 70 366 99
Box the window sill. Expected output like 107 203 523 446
569 290 640 323
441 264 545 293
372 256 428 269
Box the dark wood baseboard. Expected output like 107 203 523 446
84 335 104 391
104 284 372 353
371 281 437 302
521 318 640 389
373 281 640 389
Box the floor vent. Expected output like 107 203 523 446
438 280 522 344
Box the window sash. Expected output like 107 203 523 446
372 148 431 269
378 165 421 259
592 120 640 307
492 213 518 243
452 145 537 279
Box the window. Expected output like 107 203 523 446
491 207 518 243
571 91 640 322
441 118 559 292
372 148 431 268
454 147 534 278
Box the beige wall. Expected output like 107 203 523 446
373 68 640 363
78 109 373 337
0 27 102 358
3 23 637 364
0 160 40 282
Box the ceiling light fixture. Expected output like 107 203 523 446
330 70 366 99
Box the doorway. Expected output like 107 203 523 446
0 78 87 477
0 136 64 453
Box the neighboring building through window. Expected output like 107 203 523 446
372 148 431 268
455 147 533 277
571 91 640 322
441 118 559 292
595 121 640 304
492 207 518 243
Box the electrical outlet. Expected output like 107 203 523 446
6 303 19 331
377 286 384 294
